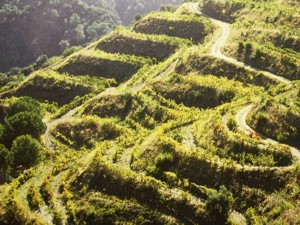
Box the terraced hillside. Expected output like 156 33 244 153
0 1 300 224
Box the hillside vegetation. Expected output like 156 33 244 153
198 0 300 80
0 0 300 224
0 0 182 72
0 0 118 72
115 0 182 25
133 12 213 43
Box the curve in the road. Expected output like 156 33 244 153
43 87 118 150
43 108 78 150
42 58 178 150
187 1 300 162
187 3 291 84
187 2 300 162
236 104 300 162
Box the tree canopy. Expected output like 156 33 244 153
4 111 46 142
0 0 182 73
0 144 12 172
5 96 43 118
11 135 42 171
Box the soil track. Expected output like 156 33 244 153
187 3 291 84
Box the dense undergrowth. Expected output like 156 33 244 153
0 0 182 72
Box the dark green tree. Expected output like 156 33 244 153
4 112 46 146
11 135 42 172
34 55 48 69
206 186 234 225
8 67 22 76
0 73 8 86
6 96 43 118
5 111 46 137
0 144 12 182
59 40 70 51
21 65 34 76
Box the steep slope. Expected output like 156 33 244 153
0 0 182 72
96 28 192 60
1 71 113 106
197 0 300 80
0 1 300 225
133 12 213 43
0 0 119 72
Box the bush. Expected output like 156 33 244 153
8 67 22 76
0 144 12 177
3 97 45 147
21 65 34 76
6 96 43 118
4 111 46 143
40 177 54 206
227 116 238 131
11 135 42 171
33 55 48 69
155 153 174 170
135 14 142 21
206 186 234 225
59 40 70 51
0 73 8 86
41 56 62 68
63 46 82 57
27 185 43 210
295 163 300 183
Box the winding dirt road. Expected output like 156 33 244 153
236 104 300 161
187 2 300 161
43 2 299 163
43 87 118 150
43 108 78 149
187 3 291 84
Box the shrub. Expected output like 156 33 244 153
8 67 22 76
155 152 174 170
4 111 46 143
41 56 62 68
3 97 45 146
40 177 54 206
135 14 142 21
295 163 300 183
33 55 48 69
63 46 82 57
227 116 238 131
245 208 259 225
21 65 34 76
59 40 70 51
206 186 234 225
11 135 42 171
0 144 12 179
6 96 43 118
0 73 8 86
27 185 43 210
